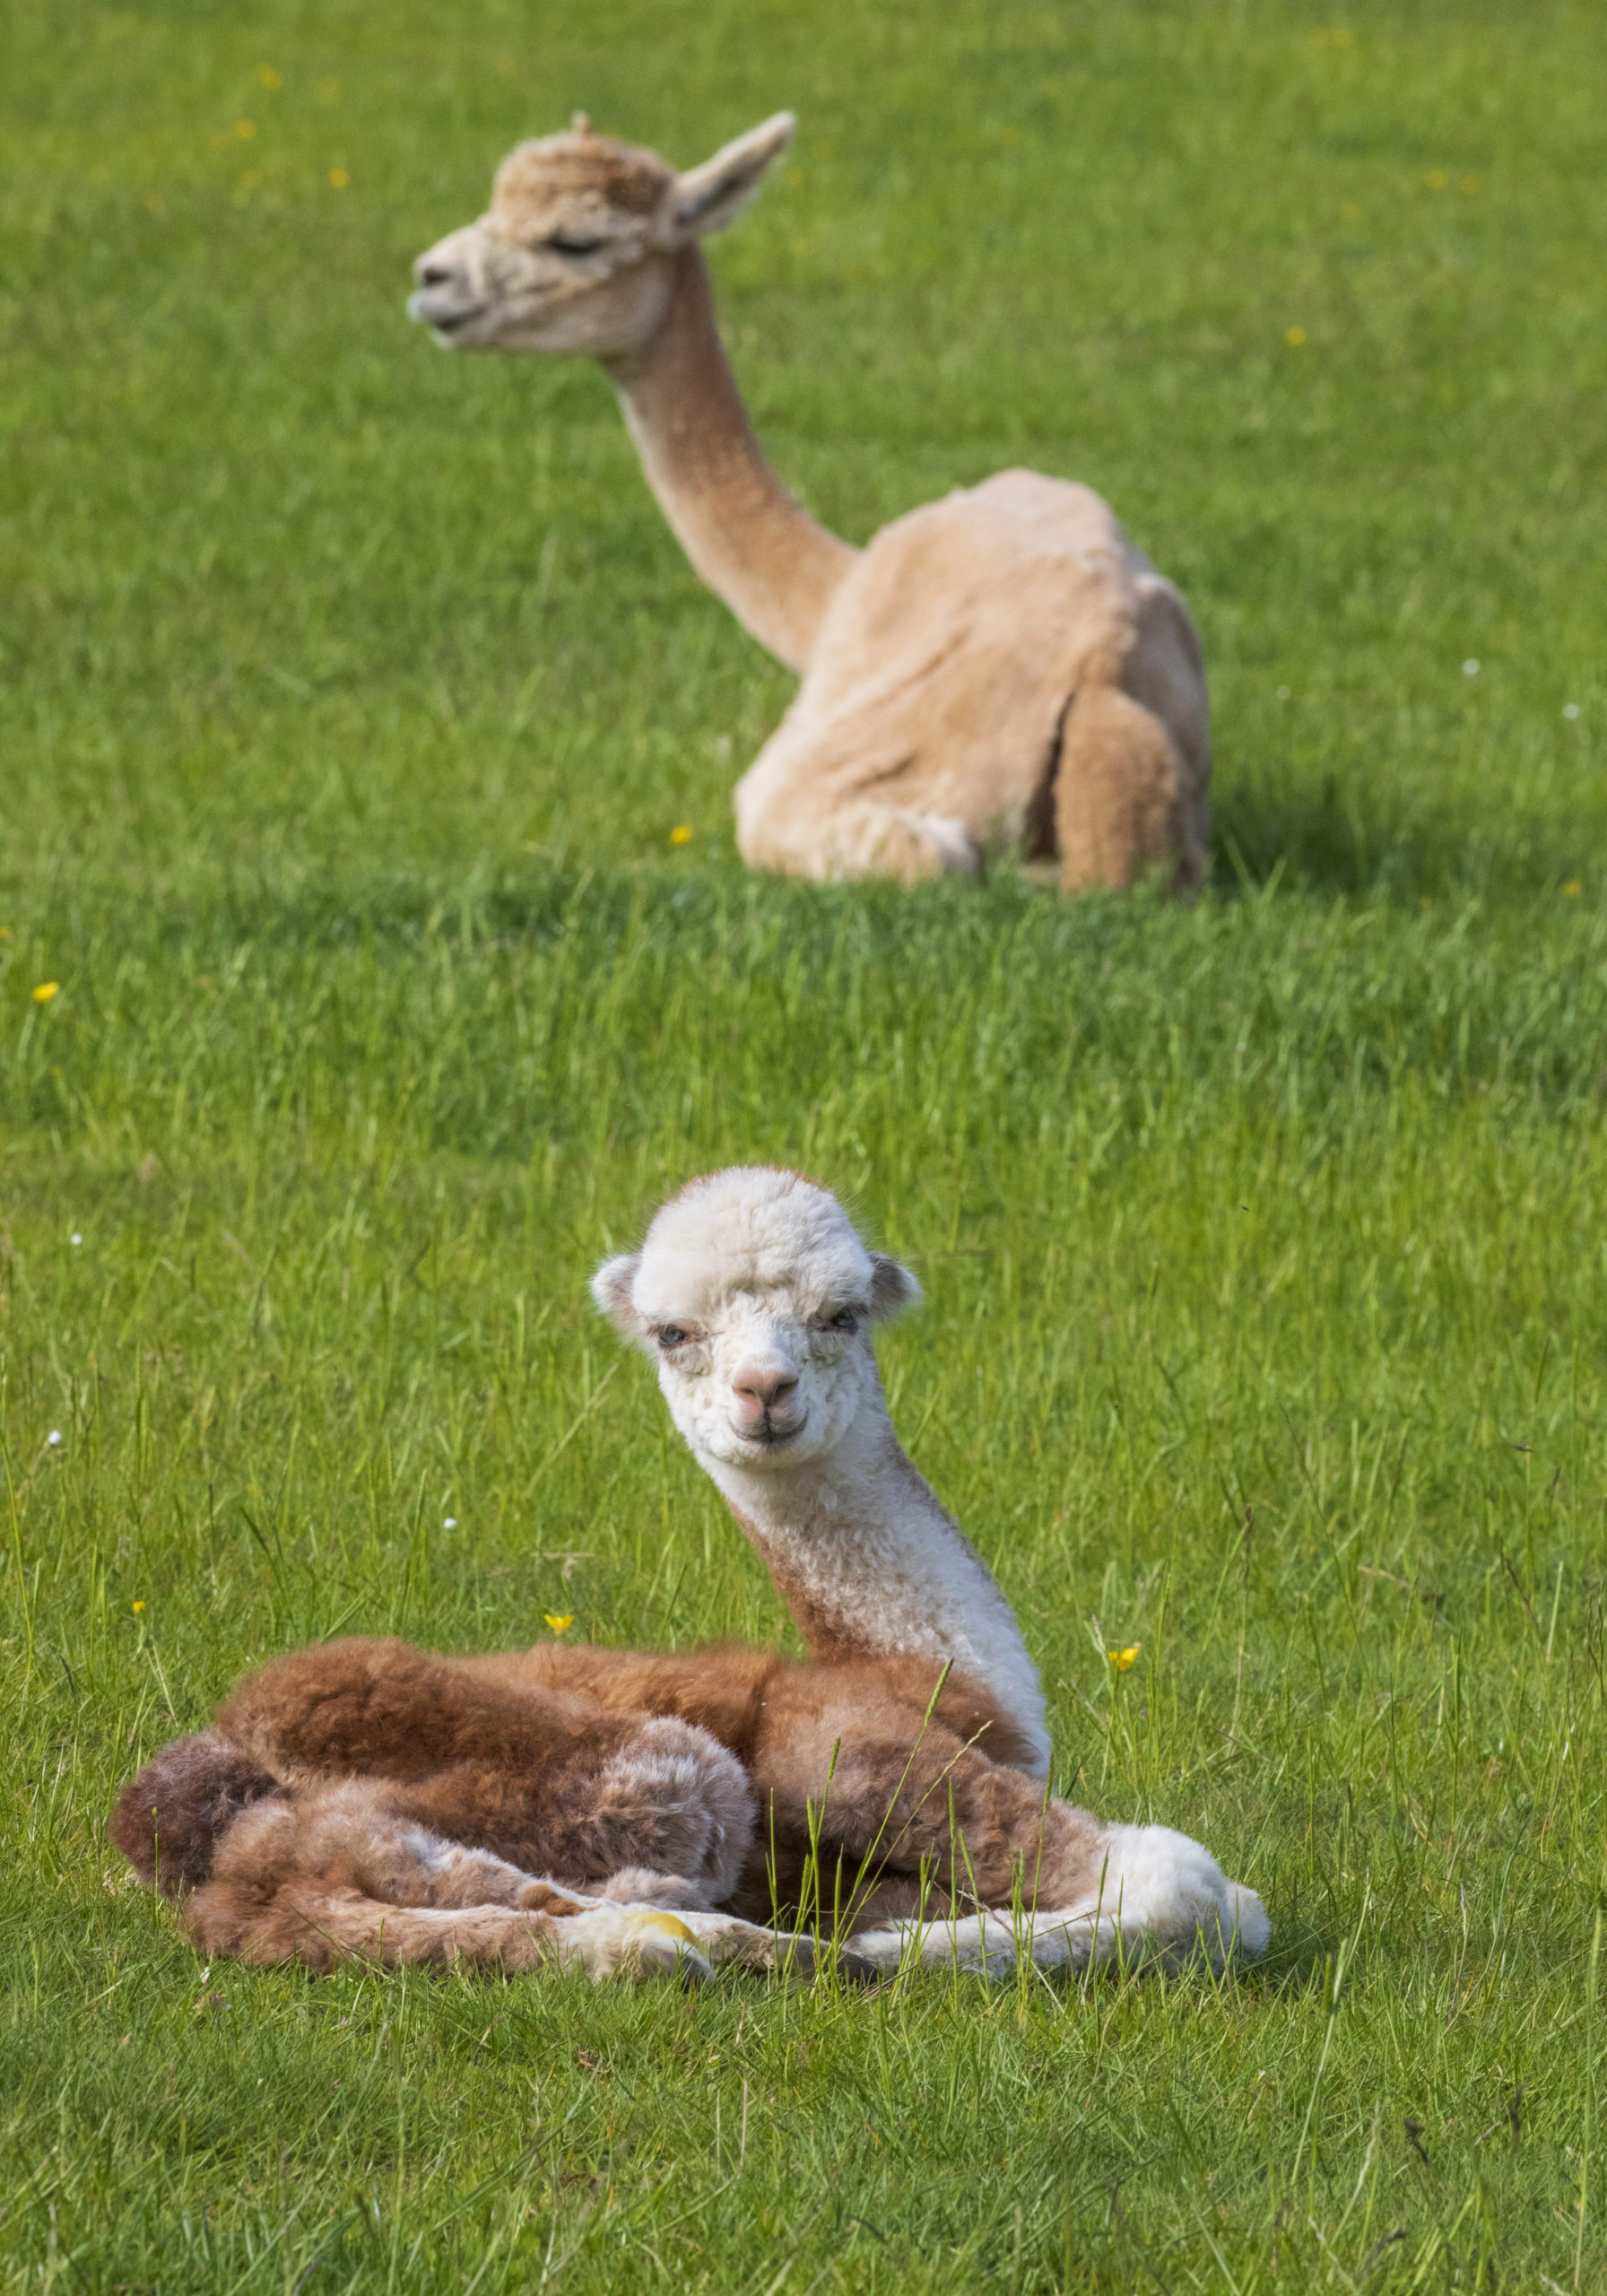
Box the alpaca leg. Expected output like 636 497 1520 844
235 1774 772 1933
1054 683 1194 892
395 1714 756 1900
849 1826 1270 1977
734 767 977 885
282 1779 591 1913
751 1692 1268 1971
645 1909 875 1980
214 1635 612 1787
843 1908 1029 1977
215 1641 757 1897
181 1792 715 1981
586 1715 757 1900
184 1789 831 1982
193 1874 713 1982
752 1709 1099 1909
1041 1823 1271 1972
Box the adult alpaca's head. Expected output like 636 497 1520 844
408 113 795 360
592 1169 917 1475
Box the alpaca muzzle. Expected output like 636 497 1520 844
409 233 491 339
729 1361 804 1445
743 1406 807 1449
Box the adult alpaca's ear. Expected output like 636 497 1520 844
591 1254 644 1339
671 113 795 240
868 1255 921 1323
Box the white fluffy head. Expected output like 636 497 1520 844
592 1168 918 1473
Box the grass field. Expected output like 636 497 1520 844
4 0 1606 2286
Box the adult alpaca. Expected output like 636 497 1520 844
113 1170 1267 1980
408 116 1211 893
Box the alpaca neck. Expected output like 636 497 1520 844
604 245 856 674
699 1398 1051 1778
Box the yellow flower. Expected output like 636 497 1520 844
543 1613 575 1633
1107 1645 1141 1671
329 167 350 189
133 1601 146 1614
256 65 282 90
1424 170 1446 190
1564 881 1582 898
32 981 59 1003
1285 326 1307 347
234 119 256 140
669 825 692 845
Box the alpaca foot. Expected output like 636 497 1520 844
843 1909 1025 1978
588 1865 721 1911
1055 1824 1271 1972
552 1906 714 1984
846 1831 1270 1980
561 1908 877 1986
542 1902 854 1984
890 810 978 876
666 1912 878 1982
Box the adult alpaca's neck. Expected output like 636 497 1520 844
604 245 856 674
699 1396 1052 1779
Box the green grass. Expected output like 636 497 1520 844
3 0 1606 2286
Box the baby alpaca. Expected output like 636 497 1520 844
111 1170 1268 1984
581 1167 1269 1974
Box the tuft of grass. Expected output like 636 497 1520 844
3 0 1605 2287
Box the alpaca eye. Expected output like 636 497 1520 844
549 234 604 257
656 1326 688 1350
830 1309 858 1332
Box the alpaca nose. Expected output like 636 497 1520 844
408 245 483 334
731 1365 800 1427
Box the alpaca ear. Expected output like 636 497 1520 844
591 1254 644 1339
867 1254 921 1322
671 113 795 240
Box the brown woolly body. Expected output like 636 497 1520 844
112 1629 1067 1952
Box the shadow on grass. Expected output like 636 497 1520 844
1211 775 1585 906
